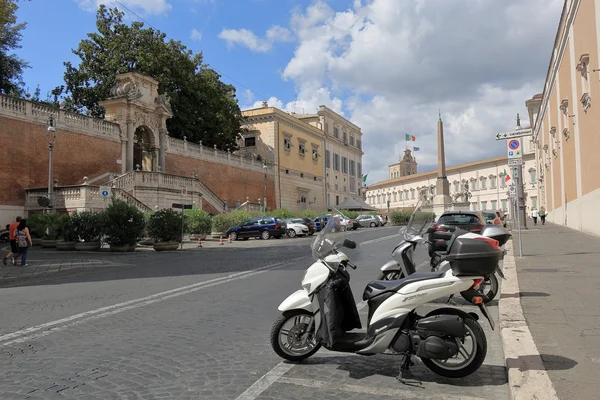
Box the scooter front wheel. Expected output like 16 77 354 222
270 309 321 362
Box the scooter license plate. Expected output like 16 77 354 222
478 302 495 331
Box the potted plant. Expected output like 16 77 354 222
102 199 146 252
26 213 47 246
55 214 77 251
71 211 103 251
185 209 212 241
147 208 185 251
35 213 60 248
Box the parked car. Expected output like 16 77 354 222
286 218 315 235
346 218 360 230
355 215 380 227
226 217 286 240
430 210 487 240
376 215 388 226
482 211 503 226
0 228 8 243
283 219 311 238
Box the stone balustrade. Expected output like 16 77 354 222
0 93 121 141
166 136 275 174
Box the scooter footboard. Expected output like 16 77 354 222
278 289 312 313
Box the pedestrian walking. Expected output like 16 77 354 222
11 219 32 266
539 206 546 225
531 208 539 225
3 216 22 266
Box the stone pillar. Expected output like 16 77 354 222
126 119 134 172
159 129 166 172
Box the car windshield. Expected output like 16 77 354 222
311 207 349 260
403 198 435 241
483 213 496 220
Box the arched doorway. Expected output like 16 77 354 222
133 126 155 171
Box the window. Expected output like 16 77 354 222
490 176 497 189
350 136 355 146
501 199 508 211
357 139 362 149
325 150 331 168
454 182 460 192
342 157 348 173
334 153 340 171
411 189 415 199
336 195 339 205
244 137 256 147
299 142 306 156
481 201 487 210
399 191 403 200
343 131 348 144
529 169 537 184
480 177 487 190
284 138 291 150
357 162 362 178
393 192 397 202
350 160 355 176
532 196 538 208
471 203 477 211
334 127 339 138
324 122 329 134
491 200 497 210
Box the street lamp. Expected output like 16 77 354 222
263 162 268 212
47 116 57 213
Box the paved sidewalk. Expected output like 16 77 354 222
513 221 600 400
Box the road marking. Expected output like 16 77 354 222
0 257 308 347
235 301 368 400
359 233 399 246
499 240 559 400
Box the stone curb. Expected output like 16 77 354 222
498 239 560 400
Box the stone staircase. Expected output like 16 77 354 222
25 171 226 214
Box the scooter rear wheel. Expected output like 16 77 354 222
270 309 321 362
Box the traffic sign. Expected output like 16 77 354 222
495 128 533 140
181 186 188 197
508 158 523 166
507 138 522 159
99 185 111 198
172 203 193 209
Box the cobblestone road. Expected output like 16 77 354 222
0 227 508 399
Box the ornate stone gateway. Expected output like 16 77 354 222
99 72 173 173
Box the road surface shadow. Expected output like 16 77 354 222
500 292 550 299
506 354 577 371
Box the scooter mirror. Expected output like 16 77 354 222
342 239 357 249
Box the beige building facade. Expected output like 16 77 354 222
365 154 539 215
526 0 600 236
292 106 364 207
389 149 418 178
240 104 326 212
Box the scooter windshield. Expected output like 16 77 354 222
403 199 436 241
311 207 350 261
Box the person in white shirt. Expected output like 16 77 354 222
531 208 539 225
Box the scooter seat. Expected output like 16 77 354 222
363 271 445 300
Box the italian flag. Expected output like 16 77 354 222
504 169 511 182
405 134 416 141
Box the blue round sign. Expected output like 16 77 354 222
101 190 110 197
508 139 520 150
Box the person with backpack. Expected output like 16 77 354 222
3 216 22 266
11 219 32 266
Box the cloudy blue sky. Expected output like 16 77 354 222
14 0 564 184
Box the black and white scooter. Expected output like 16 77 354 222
377 222 511 304
270 201 503 385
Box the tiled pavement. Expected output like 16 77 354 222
513 221 600 400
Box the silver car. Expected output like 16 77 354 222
355 215 380 227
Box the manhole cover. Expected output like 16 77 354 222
522 268 559 273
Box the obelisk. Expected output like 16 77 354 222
433 112 452 214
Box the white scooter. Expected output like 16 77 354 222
270 201 503 385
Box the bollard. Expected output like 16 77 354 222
219 235 224 245
228 235 232 243
197 238 202 247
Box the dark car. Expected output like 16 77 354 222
314 215 330 232
286 217 315 235
431 211 487 240
226 217 286 240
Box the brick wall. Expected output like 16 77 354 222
166 154 276 210
0 116 122 206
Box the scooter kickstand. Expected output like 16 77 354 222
397 354 422 387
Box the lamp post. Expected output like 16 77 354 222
263 163 268 212
47 116 57 213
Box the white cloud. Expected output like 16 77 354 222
190 28 203 41
261 0 563 184
75 0 172 15
219 25 294 52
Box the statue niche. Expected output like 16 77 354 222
133 126 156 171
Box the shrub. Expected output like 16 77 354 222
71 211 103 242
147 208 185 243
390 211 411 226
185 209 212 235
102 199 146 246
26 213 47 238
339 209 359 219
271 208 295 219
55 214 77 242
298 209 319 219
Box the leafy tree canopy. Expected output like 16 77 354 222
59 5 245 150
0 0 29 95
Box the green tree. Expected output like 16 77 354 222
59 5 244 150
0 0 29 95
